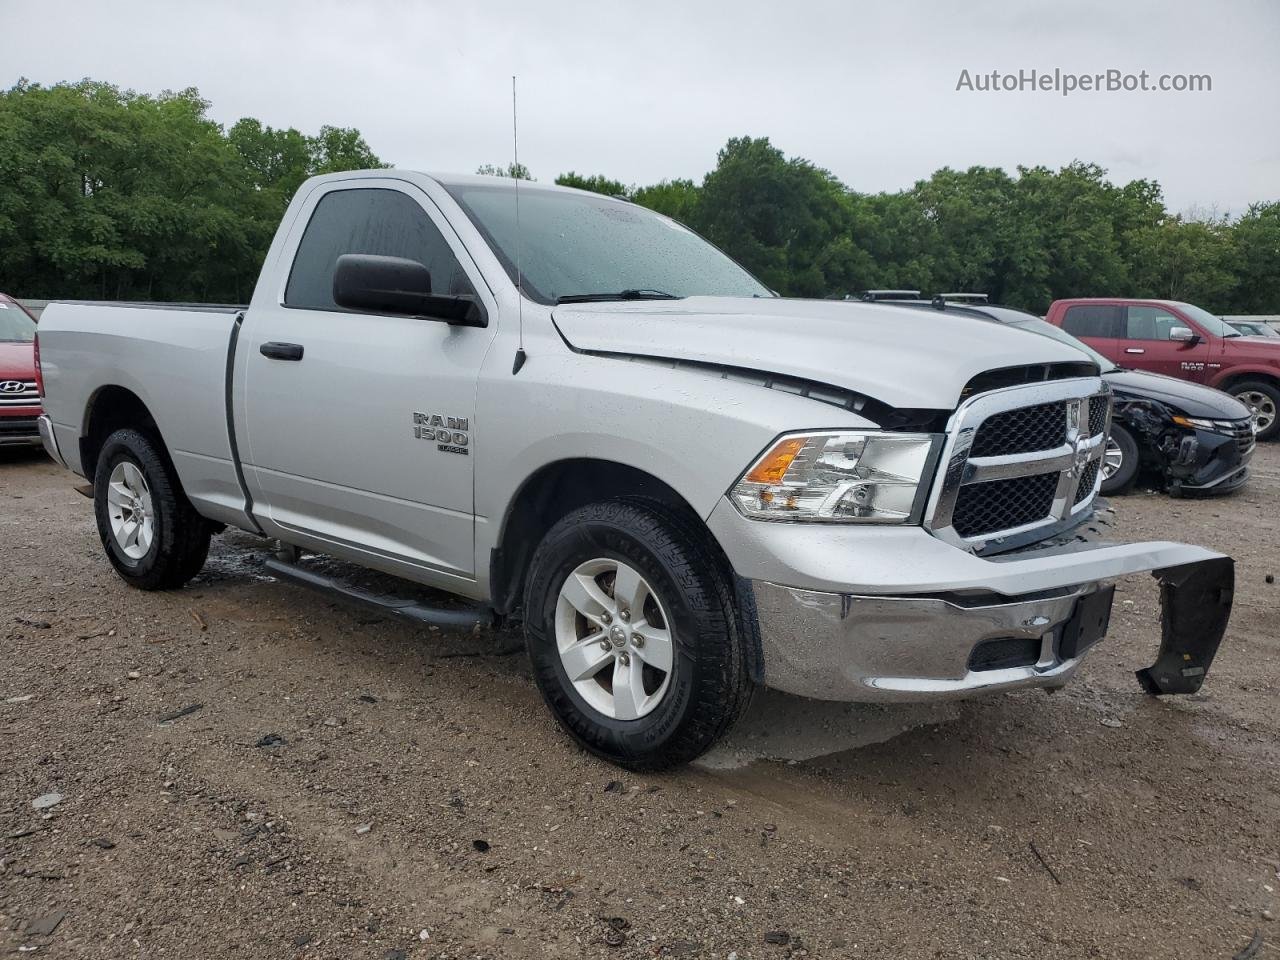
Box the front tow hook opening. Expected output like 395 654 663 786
1136 556 1234 696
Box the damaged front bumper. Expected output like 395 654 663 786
1164 425 1254 494
708 501 1233 703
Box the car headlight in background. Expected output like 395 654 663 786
1170 415 1251 434
729 431 938 522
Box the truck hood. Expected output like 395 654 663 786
1105 368 1250 420
0 341 35 380
1223 335 1280 360
552 297 1095 410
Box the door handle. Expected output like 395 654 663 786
1125 348 1145 354
260 342 304 361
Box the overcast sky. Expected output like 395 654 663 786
4 0 1278 215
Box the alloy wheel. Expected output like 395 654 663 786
106 460 155 560
1101 437 1124 480
1236 390 1276 435
554 558 674 720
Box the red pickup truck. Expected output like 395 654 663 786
1046 298 1280 440
0 293 42 448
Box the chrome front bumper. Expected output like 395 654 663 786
750 581 1100 701
710 500 1234 703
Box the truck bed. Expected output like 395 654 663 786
36 301 252 529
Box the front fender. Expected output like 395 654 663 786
472 349 879 562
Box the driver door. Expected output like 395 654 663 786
1119 304 1209 381
239 180 496 584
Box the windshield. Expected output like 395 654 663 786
1007 316 1117 372
0 302 36 342
442 182 772 304
1176 301 1240 338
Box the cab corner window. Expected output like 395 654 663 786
1061 304 1122 339
284 188 475 310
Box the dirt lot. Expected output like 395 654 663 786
2 445 1278 960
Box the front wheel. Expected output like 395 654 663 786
1231 380 1280 441
93 428 212 590
1100 423 1140 495
523 499 751 770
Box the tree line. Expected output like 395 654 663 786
2 80 1276 314
0 80 380 303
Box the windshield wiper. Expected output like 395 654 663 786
556 289 681 304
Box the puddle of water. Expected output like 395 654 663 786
697 688 959 770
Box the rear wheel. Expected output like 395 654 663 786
523 499 751 770
1231 380 1279 441
93 428 212 590
1100 423 1140 495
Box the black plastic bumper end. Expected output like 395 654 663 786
1135 556 1234 695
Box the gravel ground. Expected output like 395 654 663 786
2 443 1278 959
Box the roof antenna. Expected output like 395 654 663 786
511 75 528 376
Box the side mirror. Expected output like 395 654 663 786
332 254 484 326
1168 325 1199 345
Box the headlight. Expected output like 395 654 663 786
1170 415 1245 434
729 431 938 523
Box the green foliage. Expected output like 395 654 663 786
555 171 631 197
2 77 1276 314
0 79 384 302
631 179 700 224
476 162 533 180
1130 214 1237 306
691 137 860 296
590 147 1276 313
1213 202 1279 313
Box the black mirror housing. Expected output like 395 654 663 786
332 254 485 326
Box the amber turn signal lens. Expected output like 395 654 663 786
744 436 806 485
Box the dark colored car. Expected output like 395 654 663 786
876 298 1255 496
1227 320 1279 338
1046 298 1280 441
0 293 42 448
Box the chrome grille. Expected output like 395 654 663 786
926 379 1111 554
1088 399 1108 438
952 472 1060 538
1072 460 1100 505
0 379 39 407
970 401 1067 457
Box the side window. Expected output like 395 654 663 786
285 188 475 310
1125 305 1185 341
1060 304 1122 339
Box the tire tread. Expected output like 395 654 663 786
93 428 212 591
524 497 751 770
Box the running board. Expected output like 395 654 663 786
263 557 494 631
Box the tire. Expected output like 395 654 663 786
523 498 751 770
1230 380 1280 441
1099 423 1140 495
92 428 212 590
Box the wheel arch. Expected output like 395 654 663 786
80 385 170 483
489 458 733 618
1212 368 1280 392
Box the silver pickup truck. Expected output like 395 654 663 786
35 170 1234 768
